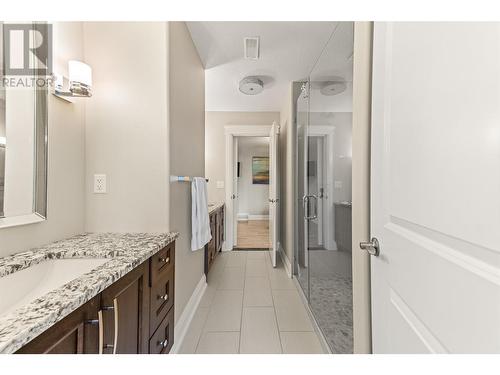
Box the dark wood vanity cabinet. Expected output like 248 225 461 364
205 205 225 275
16 296 101 354
16 241 176 354
100 262 150 354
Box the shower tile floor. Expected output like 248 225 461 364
298 250 353 353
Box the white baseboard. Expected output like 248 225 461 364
278 242 292 278
170 274 207 354
248 215 269 220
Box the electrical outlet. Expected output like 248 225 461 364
216 180 224 189
334 181 343 189
94 174 107 194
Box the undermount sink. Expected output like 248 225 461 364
0 258 108 317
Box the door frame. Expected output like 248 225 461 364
308 126 336 251
224 124 273 251
351 21 373 354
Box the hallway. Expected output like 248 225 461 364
179 251 325 353
236 220 270 249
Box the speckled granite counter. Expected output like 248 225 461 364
208 202 224 215
0 232 178 354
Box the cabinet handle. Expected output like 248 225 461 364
158 294 169 301
98 301 118 354
112 298 119 354
98 310 104 354
159 257 170 264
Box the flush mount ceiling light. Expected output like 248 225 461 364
320 81 347 96
239 76 264 95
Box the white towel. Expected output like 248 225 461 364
191 177 212 251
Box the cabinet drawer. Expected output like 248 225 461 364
151 242 175 286
149 307 174 354
150 267 174 334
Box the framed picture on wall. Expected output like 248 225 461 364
252 156 269 184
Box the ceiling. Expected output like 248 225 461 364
186 21 342 112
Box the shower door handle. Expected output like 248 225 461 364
303 195 318 221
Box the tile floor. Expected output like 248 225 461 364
179 250 326 354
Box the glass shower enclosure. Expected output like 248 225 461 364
294 22 354 354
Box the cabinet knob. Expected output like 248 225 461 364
158 294 169 301
158 339 168 348
159 257 170 264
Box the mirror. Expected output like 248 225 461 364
0 22 48 226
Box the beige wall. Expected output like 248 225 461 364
205 111 280 204
168 22 206 322
0 22 86 257
83 22 170 233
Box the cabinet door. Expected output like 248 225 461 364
16 296 100 354
100 262 149 354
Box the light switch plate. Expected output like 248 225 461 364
94 174 107 194
216 180 224 189
334 181 343 189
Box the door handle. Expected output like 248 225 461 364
303 195 318 220
360 237 380 257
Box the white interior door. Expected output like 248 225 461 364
269 123 279 267
370 22 500 353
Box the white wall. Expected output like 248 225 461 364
83 22 170 233
205 111 279 204
0 22 86 257
237 137 269 217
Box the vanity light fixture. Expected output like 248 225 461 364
53 60 93 101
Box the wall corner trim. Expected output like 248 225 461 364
170 274 207 353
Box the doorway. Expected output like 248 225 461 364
224 124 280 267
234 136 271 250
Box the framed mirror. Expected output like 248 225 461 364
0 22 48 228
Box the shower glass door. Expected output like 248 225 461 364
295 22 354 354
296 81 310 299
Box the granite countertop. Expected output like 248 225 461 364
208 201 224 215
0 232 178 354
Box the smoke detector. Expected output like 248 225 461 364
239 77 264 95
244 37 260 60
320 81 347 96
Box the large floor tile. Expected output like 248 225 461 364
196 332 240 354
247 251 268 260
225 251 247 268
280 332 325 354
243 276 273 307
198 283 217 308
240 307 282 354
178 307 209 354
268 268 296 290
204 290 243 332
217 267 245 290
246 259 268 277
273 290 314 331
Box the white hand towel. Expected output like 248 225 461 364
191 177 212 251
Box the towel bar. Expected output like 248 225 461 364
170 176 209 182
